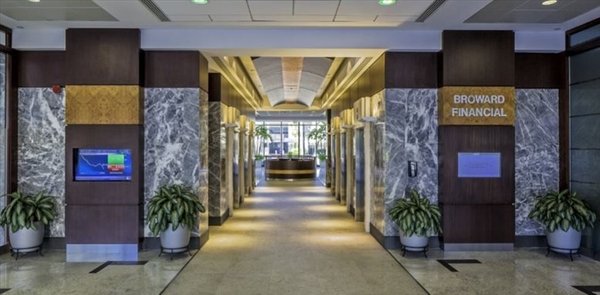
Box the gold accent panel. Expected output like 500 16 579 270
439 87 515 126
66 86 142 125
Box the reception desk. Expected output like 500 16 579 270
265 156 316 180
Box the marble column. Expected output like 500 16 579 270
17 88 66 238
199 90 209 238
208 102 229 220
370 89 439 237
515 89 559 236
144 88 202 237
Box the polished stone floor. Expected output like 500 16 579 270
389 248 600 295
0 249 194 294
163 180 426 295
2 180 599 294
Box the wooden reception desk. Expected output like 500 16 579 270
265 156 316 180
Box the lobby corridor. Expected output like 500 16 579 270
163 180 426 295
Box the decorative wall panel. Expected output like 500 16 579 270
515 89 559 236
208 102 228 217
144 88 200 237
18 88 66 237
370 89 438 237
66 86 142 125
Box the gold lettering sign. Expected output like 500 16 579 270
439 87 515 125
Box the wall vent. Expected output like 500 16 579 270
415 0 447 23
139 0 170 22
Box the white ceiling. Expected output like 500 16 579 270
0 0 598 31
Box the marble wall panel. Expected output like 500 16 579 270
369 89 438 237
208 102 228 217
17 88 66 237
515 89 559 236
199 90 209 236
144 88 201 237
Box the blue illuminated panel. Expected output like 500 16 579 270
458 152 501 178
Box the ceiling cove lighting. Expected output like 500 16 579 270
28 0 41 2
542 0 557 5
191 0 208 4
379 0 396 5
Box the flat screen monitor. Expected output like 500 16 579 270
458 152 501 178
75 149 132 181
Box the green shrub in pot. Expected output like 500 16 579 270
147 184 206 251
0 192 57 251
389 190 441 251
528 189 596 254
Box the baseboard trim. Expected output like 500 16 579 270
44 237 66 249
369 224 440 250
0 244 8 255
209 209 230 226
515 235 546 248
443 243 514 251
143 232 209 250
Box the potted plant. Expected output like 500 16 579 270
147 184 206 254
389 190 441 255
528 189 596 256
0 192 57 255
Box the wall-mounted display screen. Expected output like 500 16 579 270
458 152 501 178
75 149 132 181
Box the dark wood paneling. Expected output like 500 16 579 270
515 53 564 88
7 52 18 194
199 54 209 92
17 51 65 87
441 204 515 243
209 73 221 102
65 125 143 205
442 31 515 87
66 205 141 244
144 51 199 88
439 126 515 205
211 73 254 116
66 29 140 85
385 52 439 88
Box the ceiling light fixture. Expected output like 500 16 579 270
378 0 396 6
28 0 40 2
191 0 208 4
542 0 557 5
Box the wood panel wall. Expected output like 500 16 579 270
515 53 569 189
17 51 65 87
439 31 516 246
64 29 143 247
209 73 254 118
144 51 206 89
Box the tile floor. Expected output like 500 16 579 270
1 180 599 294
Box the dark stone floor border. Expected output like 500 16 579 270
437 259 482 272
0 288 10 294
573 285 600 295
89 261 148 274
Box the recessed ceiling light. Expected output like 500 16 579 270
379 0 396 6
191 0 208 4
542 0 557 5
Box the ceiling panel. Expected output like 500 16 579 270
170 15 211 22
154 0 249 15
0 0 100 8
211 14 252 22
337 0 433 16
0 7 117 21
94 1 159 22
376 15 415 22
466 0 600 23
294 1 339 15
249 0 293 16
335 15 376 22
254 15 333 22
